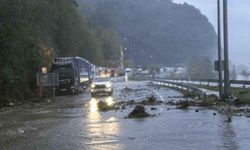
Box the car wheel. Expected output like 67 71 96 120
109 91 113 96
70 88 76 95
55 89 60 96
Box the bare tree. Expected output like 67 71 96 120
230 64 237 80
240 70 250 80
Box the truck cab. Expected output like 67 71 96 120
52 57 93 95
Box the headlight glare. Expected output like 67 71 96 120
91 84 95 88
106 83 111 88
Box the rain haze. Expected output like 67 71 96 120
1 1 250 150
174 0 250 66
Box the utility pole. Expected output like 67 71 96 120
217 0 223 98
223 0 231 97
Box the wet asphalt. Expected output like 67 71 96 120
0 80 250 150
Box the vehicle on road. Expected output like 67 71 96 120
52 57 94 95
111 69 117 77
90 77 113 96
125 68 133 76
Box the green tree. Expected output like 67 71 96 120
187 57 216 80
0 0 106 106
97 28 121 64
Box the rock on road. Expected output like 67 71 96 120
0 80 250 150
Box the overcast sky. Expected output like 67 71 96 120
173 0 250 66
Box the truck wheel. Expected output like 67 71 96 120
91 93 95 97
71 88 76 95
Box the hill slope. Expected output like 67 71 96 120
79 0 217 65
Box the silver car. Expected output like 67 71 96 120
90 77 113 96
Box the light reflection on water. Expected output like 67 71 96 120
85 97 122 150
81 86 249 150
125 74 128 82
89 98 99 113
88 97 115 113
219 115 239 150
105 96 115 106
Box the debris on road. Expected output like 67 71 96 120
151 107 157 110
119 85 250 117
119 100 135 106
166 100 176 105
168 96 184 98
121 106 126 110
139 95 163 105
117 95 162 107
225 117 232 123
167 99 215 108
120 87 149 97
217 107 250 118
121 87 146 93
176 100 189 109
97 101 115 111
128 105 150 118
128 137 135 140
183 92 196 98
198 100 215 107
123 87 133 93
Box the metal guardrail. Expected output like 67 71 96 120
133 75 250 99
148 77 250 87
142 77 207 99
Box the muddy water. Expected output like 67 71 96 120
0 81 250 150
80 82 250 150
82 108 250 150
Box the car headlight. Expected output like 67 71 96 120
106 83 112 88
80 77 89 83
91 84 96 88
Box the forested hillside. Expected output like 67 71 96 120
0 0 119 106
0 0 217 106
79 0 217 65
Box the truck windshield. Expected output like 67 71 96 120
53 64 74 79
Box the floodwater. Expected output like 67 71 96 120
0 80 250 150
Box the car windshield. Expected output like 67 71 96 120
93 77 109 82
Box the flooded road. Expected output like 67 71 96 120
0 80 250 150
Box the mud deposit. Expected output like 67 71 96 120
1 81 250 150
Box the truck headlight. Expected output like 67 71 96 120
91 84 96 88
106 83 112 88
